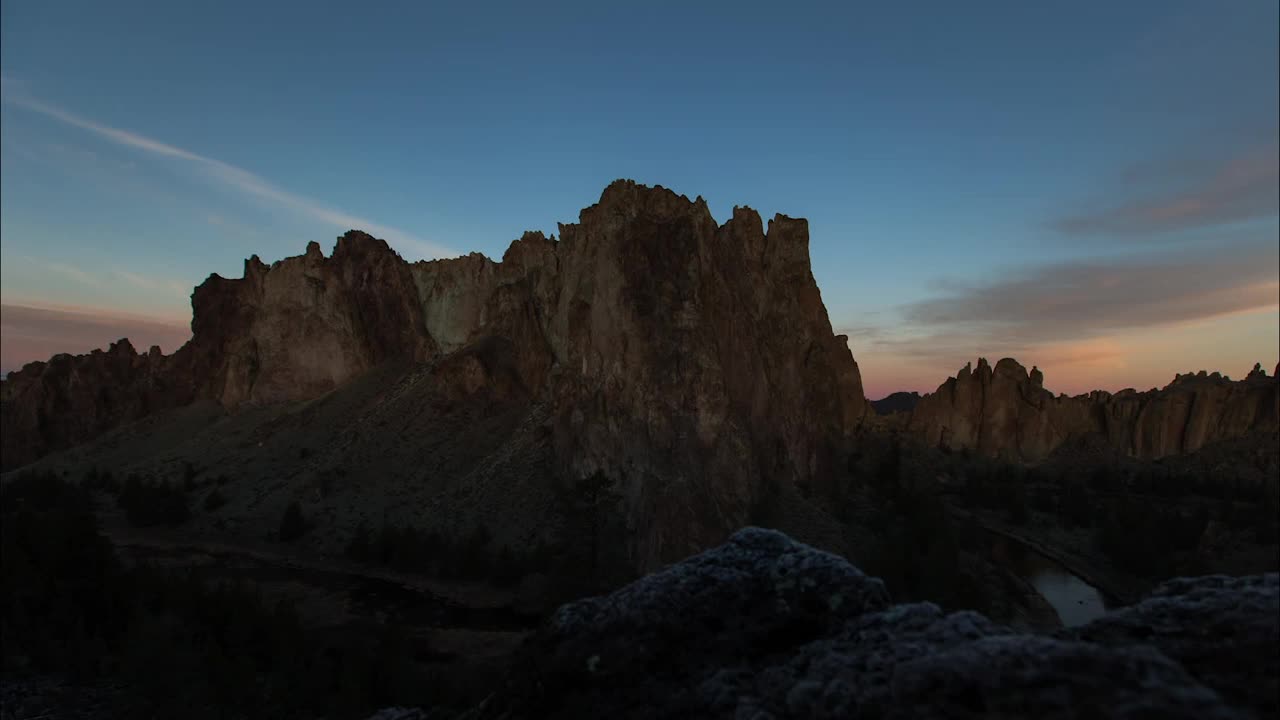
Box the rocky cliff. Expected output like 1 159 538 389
905 358 1280 461
0 181 871 568
0 339 193 472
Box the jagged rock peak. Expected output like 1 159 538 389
993 357 1028 380
107 338 137 356
333 229 400 260
908 356 1280 461
2 179 871 558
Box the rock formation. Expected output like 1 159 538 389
0 181 871 569
904 358 1279 461
0 339 192 472
870 391 922 416
472 528 1277 719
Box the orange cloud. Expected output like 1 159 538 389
1 303 191 376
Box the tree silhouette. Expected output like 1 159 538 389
555 470 626 595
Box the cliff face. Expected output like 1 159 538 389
0 340 192 471
906 358 1280 461
0 181 870 567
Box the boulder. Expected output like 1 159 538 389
476 528 1274 719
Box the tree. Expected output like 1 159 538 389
873 436 902 497
278 501 309 542
554 470 626 596
1005 483 1031 526
203 488 227 512
346 521 372 561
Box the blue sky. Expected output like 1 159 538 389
2 1 1277 396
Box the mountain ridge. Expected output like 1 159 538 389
897 357 1279 460
1 180 871 571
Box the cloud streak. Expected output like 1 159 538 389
902 242 1278 344
842 239 1279 397
1057 140 1279 236
10 255 191 301
2 90 455 260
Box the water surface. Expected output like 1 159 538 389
984 531 1113 627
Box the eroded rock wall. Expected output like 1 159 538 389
906 359 1280 461
0 181 869 568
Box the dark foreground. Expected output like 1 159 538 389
473 528 1277 720
5 498 1277 720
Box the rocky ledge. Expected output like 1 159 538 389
464 528 1277 720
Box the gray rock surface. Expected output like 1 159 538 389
473 528 1275 719
1062 573 1279 719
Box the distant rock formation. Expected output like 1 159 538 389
472 528 1277 719
0 181 871 569
0 339 191 472
871 391 922 416
905 358 1280 461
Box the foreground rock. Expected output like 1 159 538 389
472 529 1276 719
1 181 870 570
905 358 1279 461
1061 573 1279 719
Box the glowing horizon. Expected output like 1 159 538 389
2 3 1276 396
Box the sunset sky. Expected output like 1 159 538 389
2 1 1277 398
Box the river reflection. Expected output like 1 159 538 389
984 532 1113 627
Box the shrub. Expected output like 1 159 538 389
182 461 198 491
2 468 457 716
1004 482 1030 526
278 501 309 542
1058 482 1094 529
347 521 373 561
203 488 227 512
118 475 189 527
491 546 524 588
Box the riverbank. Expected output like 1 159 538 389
953 507 1148 605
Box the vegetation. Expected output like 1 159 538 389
118 474 190 527
203 487 228 511
861 485 987 613
934 446 1279 579
553 470 629 595
1094 497 1209 576
342 470 631 601
346 519 519 581
1 471 455 719
278 501 310 541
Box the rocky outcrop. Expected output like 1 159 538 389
0 340 192 471
905 358 1279 461
0 181 870 568
1062 573 1279 718
472 528 1277 719
871 391 922 416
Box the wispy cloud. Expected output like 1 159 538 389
901 241 1278 344
1056 139 1279 236
1 88 456 260
9 255 192 302
842 238 1279 395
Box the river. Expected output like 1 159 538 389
981 530 1115 627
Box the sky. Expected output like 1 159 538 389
1 1 1277 398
